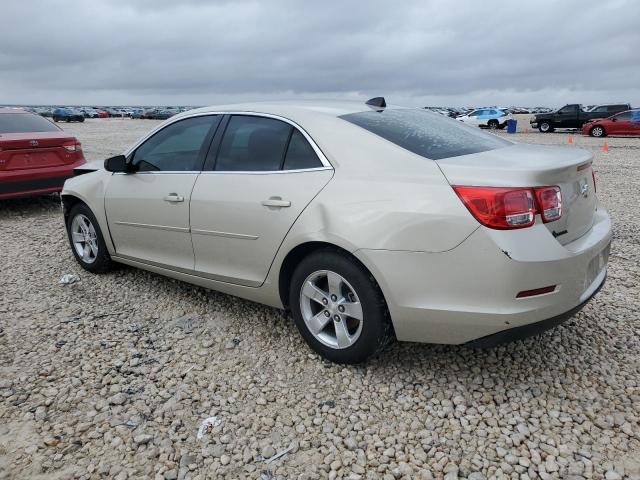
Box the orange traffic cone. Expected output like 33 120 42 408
602 141 609 153
568 135 573 144
525 128 529 134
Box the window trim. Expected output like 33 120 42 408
122 111 332 175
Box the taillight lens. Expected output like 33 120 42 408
534 186 562 223
452 186 536 229
63 140 82 152
453 185 563 230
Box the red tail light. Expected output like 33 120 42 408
534 186 562 223
453 185 563 230
63 140 82 152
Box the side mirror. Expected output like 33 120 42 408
611 118 618 122
104 155 131 173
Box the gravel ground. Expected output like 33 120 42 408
1 119 639 480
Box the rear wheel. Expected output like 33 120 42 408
289 249 393 364
66 203 113 273
539 121 554 133
590 125 606 137
488 119 499 129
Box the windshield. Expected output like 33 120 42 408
340 108 511 160
0 113 60 134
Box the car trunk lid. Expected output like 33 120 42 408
0 132 81 171
435 143 597 245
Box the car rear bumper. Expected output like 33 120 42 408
465 271 606 347
355 206 612 344
0 160 85 199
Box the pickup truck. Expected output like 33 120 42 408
530 103 630 132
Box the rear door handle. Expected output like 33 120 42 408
164 193 184 203
261 197 291 208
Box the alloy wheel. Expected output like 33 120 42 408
71 214 99 264
592 126 604 137
299 270 363 349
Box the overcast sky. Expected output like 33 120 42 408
1 0 639 107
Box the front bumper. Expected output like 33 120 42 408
355 206 612 344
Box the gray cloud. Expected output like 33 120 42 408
1 0 639 106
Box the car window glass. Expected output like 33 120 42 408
593 106 607 113
0 113 60 133
469 110 479 117
608 105 623 112
132 116 217 172
215 116 291 171
559 106 574 114
340 108 511 160
283 129 323 170
614 111 631 121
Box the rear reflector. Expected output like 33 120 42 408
453 185 563 230
516 285 557 298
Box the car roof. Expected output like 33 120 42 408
181 100 405 123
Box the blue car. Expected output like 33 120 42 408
52 108 85 123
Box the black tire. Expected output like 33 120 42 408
590 125 606 137
66 203 114 273
53 117 59 122
488 119 499 129
78 117 85 123
538 121 554 133
289 249 393 364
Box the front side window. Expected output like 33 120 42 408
132 115 218 172
558 105 576 114
608 105 625 112
613 111 631 121
215 116 291 171
593 106 608 113
340 108 510 160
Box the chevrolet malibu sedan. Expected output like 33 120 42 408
61 99 611 363
0 108 86 199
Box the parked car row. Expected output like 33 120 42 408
6 105 198 120
531 103 631 132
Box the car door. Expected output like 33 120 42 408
190 114 333 287
464 110 482 126
105 114 220 270
556 105 577 128
631 111 640 136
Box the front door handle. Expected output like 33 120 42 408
261 197 291 208
164 193 184 203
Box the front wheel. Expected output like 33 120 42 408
590 125 606 137
538 121 554 133
66 203 114 273
289 249 393 364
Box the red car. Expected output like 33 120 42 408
582 109 640 137
0 108 86 199
96 110 109 118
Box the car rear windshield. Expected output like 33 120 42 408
0 113 60 134
340 108 511 160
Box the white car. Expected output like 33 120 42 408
62 99 611 363
458 108 512 129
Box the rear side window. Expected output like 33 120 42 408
132 115 218 171
340 108 510 160
283 130 322 170
608 105 626 112
0 113 59 133
216 116 291 171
